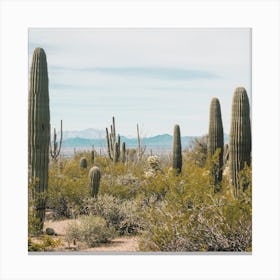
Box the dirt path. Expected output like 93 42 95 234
42 219 139 252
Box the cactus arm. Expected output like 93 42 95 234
106 127 113 160
112 116 116 142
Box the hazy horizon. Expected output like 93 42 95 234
28 28 251 137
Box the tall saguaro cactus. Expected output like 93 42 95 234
229 87 251 196
208 97 224 190
28 47 50 228
172 124 182 174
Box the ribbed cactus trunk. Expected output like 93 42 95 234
229 87 251 196
121 142 126 163
113 142 120 163
89 166 101 198
91 145 95 164
208 97 224 191
28 48 50 229
172 124 182 174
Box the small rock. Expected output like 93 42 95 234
45 227 55 236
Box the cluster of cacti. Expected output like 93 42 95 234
172 124 182 174
80 157 88 169
88 166 101 197
105 116 126 163
229 87 251 196
208 97 224 190
28 47 50 229
50 120 63 161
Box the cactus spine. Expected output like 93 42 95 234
172 124 182 174
229 87 251 196
208 97 224 190
80 157 88 169
89 166 101 197
28 48 50 229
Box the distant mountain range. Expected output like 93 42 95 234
56 128 229 150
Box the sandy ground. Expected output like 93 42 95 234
37 219 139 252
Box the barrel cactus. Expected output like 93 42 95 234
208 97 224 190
229 87 251 195
28 47 50 229
89 166 101 197
172 124 182 174
80 157 88 169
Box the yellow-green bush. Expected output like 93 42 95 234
138 163 252 252
78 194 143 235
65 216 116 247
28 236 62 252
47 160 89 218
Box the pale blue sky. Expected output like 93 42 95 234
28 28 251 137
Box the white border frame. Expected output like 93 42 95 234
0 1 279 279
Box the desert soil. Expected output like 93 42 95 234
38 219 139 252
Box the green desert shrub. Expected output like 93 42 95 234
47 166 89 218
65 216 115 247
78 194 142 235
28 236 62 252
186 135 208 168
138 166 252 252
99 173 141 199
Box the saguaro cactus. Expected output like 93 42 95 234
50 120 63 161
89 166 101 197
121 142 126 163
91 145 95 164
208 97 224 190
229 87 251 196
172 124 182 174
113 142 120 163
28 47 50 229
105 116 124 163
